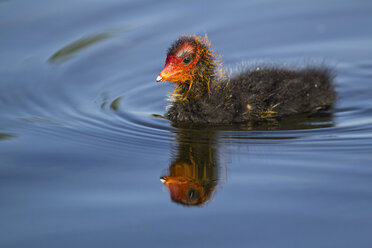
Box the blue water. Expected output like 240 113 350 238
1 0 372 247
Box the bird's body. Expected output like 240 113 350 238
157 35 336 124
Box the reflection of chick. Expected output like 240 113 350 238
160 131 220 206
160 111 335 206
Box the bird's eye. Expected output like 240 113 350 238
183 56 192 64
188 188 198 200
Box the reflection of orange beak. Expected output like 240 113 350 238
160 176 173 185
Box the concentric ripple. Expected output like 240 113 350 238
2 59 372 156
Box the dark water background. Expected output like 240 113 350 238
1 0 372 247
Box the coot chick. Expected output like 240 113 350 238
156 35 336 124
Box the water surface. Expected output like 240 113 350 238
1 0 372 247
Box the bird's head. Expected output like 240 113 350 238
157 35 218 87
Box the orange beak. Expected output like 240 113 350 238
156 56 180 82
156 65 176 82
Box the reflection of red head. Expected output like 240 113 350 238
160 176 206 206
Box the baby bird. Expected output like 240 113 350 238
157 35 336 124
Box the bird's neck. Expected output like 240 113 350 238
174 58 217 101
175 76 213 100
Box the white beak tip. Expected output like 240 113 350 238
160 177 166 183
156 75 163 82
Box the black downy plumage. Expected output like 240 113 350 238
157 35 336 124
